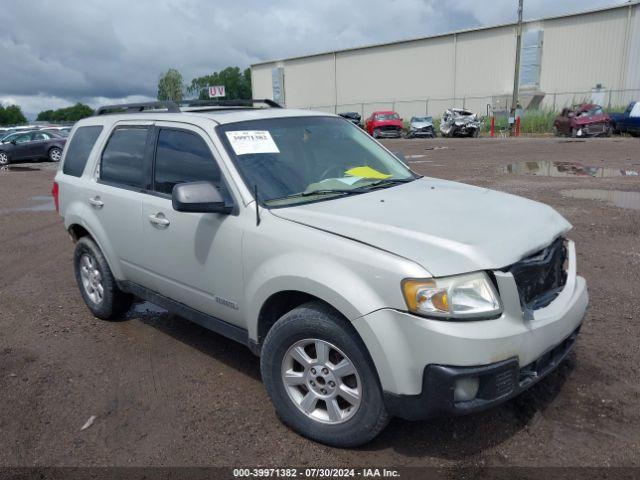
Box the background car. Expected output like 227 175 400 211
553 103 611 137
439 108 481 137
609 101 640 136
0 130 66 166
364 111 403 138
338 112 362 128
405 116 435 138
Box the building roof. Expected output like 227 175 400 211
252 1 638 67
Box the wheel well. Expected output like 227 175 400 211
257 291 327 345
68 224 91 242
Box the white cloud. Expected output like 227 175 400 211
0 0 626 119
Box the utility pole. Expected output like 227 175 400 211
510 0 524 134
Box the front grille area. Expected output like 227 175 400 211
380 125 401 131
506 237 568 312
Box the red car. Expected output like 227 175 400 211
553 103 611 137
364 111 403 138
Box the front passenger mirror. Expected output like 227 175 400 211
172 181 232 214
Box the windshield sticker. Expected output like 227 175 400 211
336 176 362 185
345 166 391 179
225 131 280 155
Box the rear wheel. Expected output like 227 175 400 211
49 147 62 162
260 301 390 447
74 237 132 320
0 152 9 166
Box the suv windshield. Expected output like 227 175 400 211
375 113 399 121
412 116 432 123
218 116 416 207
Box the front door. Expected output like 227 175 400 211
138 124 244 326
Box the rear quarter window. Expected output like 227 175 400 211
62 126 103 177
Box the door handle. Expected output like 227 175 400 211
88 196 104 209
148 213 170 228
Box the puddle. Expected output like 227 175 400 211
561 189 640 210
409 160 434 164
406 154 426 159
0 195 55 214
0 166 41 172
501 160 639 178
425 146 448 151
127 301 168 318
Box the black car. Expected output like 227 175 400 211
0 130 67 166
339 111 362 128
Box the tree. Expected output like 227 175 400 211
157 68 184 102
36 103 94 122
0 104 27 125
187 67 252 100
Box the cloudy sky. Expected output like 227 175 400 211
0 0 626 119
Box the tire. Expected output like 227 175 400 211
260 301 390 447
0 151 10 166
49 147 62 163
570 128 577 138
373 128 380 139
73 237 133 320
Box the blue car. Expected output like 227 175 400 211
610 101 640 136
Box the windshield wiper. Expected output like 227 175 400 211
351 177 417 191
266 189 365 204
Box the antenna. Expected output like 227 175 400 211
254 185 261 226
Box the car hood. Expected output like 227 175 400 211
411 121 433 129
573 116 608 126
270 178 571 277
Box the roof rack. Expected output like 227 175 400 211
94 101 180 116
179 99 283 109
93 98 283 116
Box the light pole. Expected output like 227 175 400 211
510 0 524 134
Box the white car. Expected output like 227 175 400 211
53 100 588 447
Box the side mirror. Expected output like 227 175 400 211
172 181 232 214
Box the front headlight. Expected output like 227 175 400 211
402 272 502 320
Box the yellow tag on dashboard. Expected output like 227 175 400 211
344 166 391 179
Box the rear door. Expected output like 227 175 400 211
137 123 244 326
85 123 152 284
30 131 55 158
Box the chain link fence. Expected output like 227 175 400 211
302 88 640 121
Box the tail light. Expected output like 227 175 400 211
52 181 59 213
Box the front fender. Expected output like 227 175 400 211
240 210 429 342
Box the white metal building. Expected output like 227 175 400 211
251 2 640 119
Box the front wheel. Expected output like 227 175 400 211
0 151 10 166
372 128 380 139
260 301 390 447
49 147 62 162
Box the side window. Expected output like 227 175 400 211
153 129 221 195
63 126 103 177
14 134 31 144
101 127 149 188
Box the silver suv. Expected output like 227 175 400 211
53 100 588 447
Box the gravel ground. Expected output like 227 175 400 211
0 137 638 468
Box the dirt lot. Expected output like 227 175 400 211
0 137 638 468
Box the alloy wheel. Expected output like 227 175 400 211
50 148 62 162
79 253 104 304
281 338 362 424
